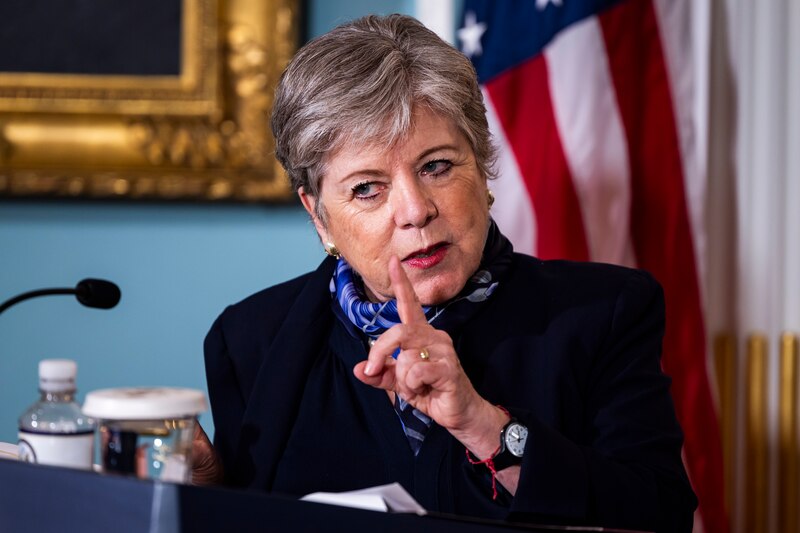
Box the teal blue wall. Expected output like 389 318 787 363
0 204 321 442
307 0 415 37
0 0 415 444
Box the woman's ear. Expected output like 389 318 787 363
298 186 328 241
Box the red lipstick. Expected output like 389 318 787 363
403 242 449 269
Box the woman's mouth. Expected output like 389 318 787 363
403 243 449 269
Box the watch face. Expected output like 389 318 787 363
504 422 528 457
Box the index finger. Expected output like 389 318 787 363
389 255 427 325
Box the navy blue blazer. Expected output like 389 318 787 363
204 253 696 531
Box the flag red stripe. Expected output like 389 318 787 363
542 18 637 268
599 1 728 531
485 56 590 261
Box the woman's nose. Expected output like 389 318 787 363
392 175 437 228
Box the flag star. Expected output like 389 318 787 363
536 0 563 10
458 11 487 58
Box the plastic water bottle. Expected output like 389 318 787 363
17 359 94 469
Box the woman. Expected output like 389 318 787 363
196 14 696 531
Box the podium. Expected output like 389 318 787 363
0 458 637 532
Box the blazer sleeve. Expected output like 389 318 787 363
203 308 247 485
201 263 335 489
505 270 697 532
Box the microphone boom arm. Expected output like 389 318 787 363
0 288 77 315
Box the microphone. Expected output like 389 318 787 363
0 279 121 315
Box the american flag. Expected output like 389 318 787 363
459 1 726 530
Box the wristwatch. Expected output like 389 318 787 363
493 418 528 471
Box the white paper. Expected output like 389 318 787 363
302 492 390 512
0 441 19 460
301 482 427 515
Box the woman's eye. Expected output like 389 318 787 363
352 181 379 199
420 159 452 177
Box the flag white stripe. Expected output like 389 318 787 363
544 17 637 267
483 87 538 256
653 0 707 309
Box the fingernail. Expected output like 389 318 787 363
364 362 375 375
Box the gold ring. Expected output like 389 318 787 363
419 348 430 360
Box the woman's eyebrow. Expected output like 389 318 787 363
336 168 384 185
415 144 459 162
332 144 462 185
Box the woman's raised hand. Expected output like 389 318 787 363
353 256 504 442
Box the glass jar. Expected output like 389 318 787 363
82 387 206 483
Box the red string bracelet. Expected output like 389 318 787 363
466 444 502 500
464 406 511 501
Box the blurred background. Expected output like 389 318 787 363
0 0 418 444
1 1 798 532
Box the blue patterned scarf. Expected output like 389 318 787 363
330 219 513 346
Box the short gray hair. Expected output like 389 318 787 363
271 14 497 221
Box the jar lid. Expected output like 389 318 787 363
83 387 207 420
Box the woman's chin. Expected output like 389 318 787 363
414 278 464 307
412 255 483 305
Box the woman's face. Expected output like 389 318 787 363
299 108 490 305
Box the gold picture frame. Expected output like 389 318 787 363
0 0 298 202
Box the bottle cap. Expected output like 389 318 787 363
38 359 77 392
82 387 207 420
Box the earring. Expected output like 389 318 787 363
487 189 495 208
324 242 341 259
